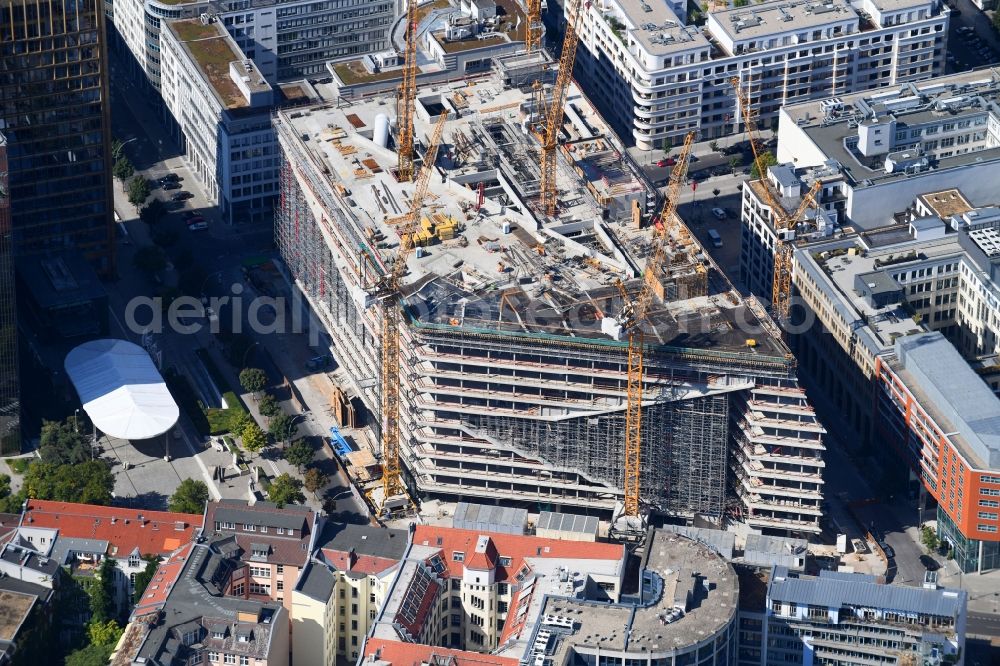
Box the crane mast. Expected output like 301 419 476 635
539 0 584 216
731 78 820 321
526 0 543 54
618 132 695 522
396 0 419 182
377 111 449 511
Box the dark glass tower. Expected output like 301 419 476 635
0 0 116 274
0 135 18 454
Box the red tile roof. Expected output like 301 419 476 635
0 513 19 548
412 526 623 581
364 638 519 666
22 500 202 558
133 543 193 614
203 501 314 568
320 548 400 576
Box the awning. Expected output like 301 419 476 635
64 339 179 440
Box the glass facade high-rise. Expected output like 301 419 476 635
0 0 116 274
0 135 19 454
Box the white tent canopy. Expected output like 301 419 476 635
64 339 179 440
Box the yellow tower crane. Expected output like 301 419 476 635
526 0 543 54
539 0 585 216
396 0 420 182
374 111 449 512
731 78 821 322
615 132 695 527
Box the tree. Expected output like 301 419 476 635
232 412 255 438
258 393 280 418
133 245 167 275
168 478 210 514
712 188 721 199
87 618 123 647
303 468 328 495
127 175 151 211
132 558 160 604
111 138 125 162
87 558 117 624
24 460 114 505
241 422 267 455
749 150 778 179
39 418 90 465
283 439 314 472
728 156 742 174
920 525 940 553
66 643 116 666
267 473 305 508
140 198 167 225
113 156 134 186
709 140 720 152
268 412 298 446
239 367 268 395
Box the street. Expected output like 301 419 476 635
106 59 369 521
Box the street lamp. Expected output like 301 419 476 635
242 341 261 368
74 408 80 433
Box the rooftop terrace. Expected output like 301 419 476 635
168 19 268 109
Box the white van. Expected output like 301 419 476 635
707 229 723 248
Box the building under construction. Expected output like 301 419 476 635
274 59 825 535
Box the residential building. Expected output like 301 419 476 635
202 500 319 621
573 0 948 150
366 525 626 656
160 18 278 225
0 543 60 665
291 524 408 664
765 566 966 664
0 0 116 273
19 500 202 606
362 638 519 665
275 63 825 535
110 0 394 89
110 542 290 666
0 136 17 455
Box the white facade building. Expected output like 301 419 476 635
574 0 949 149
161 18 279 225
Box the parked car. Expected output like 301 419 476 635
657 157 676 167
187 221 208 231
162 181 181 190
160 173 181 182
182 211 198 220
171 191 193 201
306 355 333 371
919 555 940 571
711 207 727 220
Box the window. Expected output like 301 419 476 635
277 580 284 591
244 524 256 532
207 653 218 662
978 512 997 520
189 652 203 665
250 566 270 577
982 475 1000 484
452 551 465 562
980 500 999 507
183 630 199 645
240 658 249 666
260 526 268 534
250 582 271 595
276 527 285 534
499 556 512 567
979 524 998 533
497 583 508 595
224 655 236 665
276 565 284 574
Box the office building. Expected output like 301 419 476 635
0 0 116 273
765 566 966 664
291 524 408 664
275 62 825 534
573 0 948 150
110 0 393 89
160 18 279 225
0 136 18 455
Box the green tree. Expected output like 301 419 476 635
239 367 268 395
66 643 116 666
283 439 314 472
87 558 117 624
920 525 940 552
140 198 167 225
127 175 151 211
709 140 720 152
111 138 125 161
112 156 134 186
133 245 167 275
168 478 210 514
268 412 298 446
303 467 328 495
728 156 742 174
258 393 280 418
232 412 256 439
131 557 160 604
39 418 90 465
24 460 114 505
87 618 123 647
241 422 267 455
749 150 778 179
267 473 305 508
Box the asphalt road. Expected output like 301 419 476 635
969 611 1000 637
946 0 1000 73
109 62 369 521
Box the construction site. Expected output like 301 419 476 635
273 55 826 536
